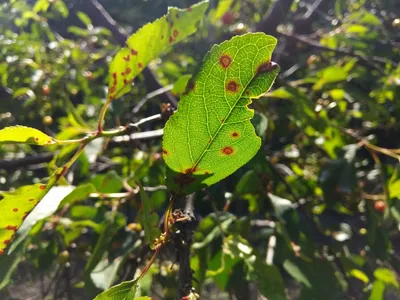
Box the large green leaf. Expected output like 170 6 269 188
107 1 209 101
0 125 58 146
163 33 279 195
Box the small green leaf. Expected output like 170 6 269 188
107 1 209 101
58 183 96 208
163 33 279 195
138 186 161 250
93 279 139 300
373 268 399 288
92 171 123 193
76 11 92 26
349 269 369 284
0 126 58 146
283 259 312 288
171 74 192 95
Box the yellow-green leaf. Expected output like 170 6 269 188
0 168 64 256
0 126 58 146
107 1 209 101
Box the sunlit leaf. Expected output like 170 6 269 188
163 33 279 195
0 169 62 255
107 1 209 101
0 126 58 146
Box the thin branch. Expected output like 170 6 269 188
175 193 197 298
132 85 174 114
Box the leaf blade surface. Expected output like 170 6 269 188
163 33 279 194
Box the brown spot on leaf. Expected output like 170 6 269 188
110 86 116 94
232 132 239 138
131 49 138 56
169 36 174 43
138 62 143 69
204 171 210 175
226 80 240 93
4 240 10 245
29 199 34 202
22 213 29 221
12 208 18 212
173 29 179 38
123 55 130 62
222 146 234 155
162 149 168 155
6 225 18 232
34 137 39 142
123 79 128 85
219 55 232 68
112 72 117 79
257 61 278 73
125 68 131 75
185 167 198 174
39 184 46 190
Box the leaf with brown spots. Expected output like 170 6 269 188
0 169 62 255
107 1 209 101
163 33 279 195
0 126 58 146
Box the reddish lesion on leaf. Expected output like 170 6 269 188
162 149 169 155
173 29 179 38
219 54 232 69
130 48 138 56
39 184 46 190
231 131 239 138
138 62 143 69
222 146 234 155
226 80 240 93
6 225 18 232
12 208 18 212
3 240 10 245
185 167 198 174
